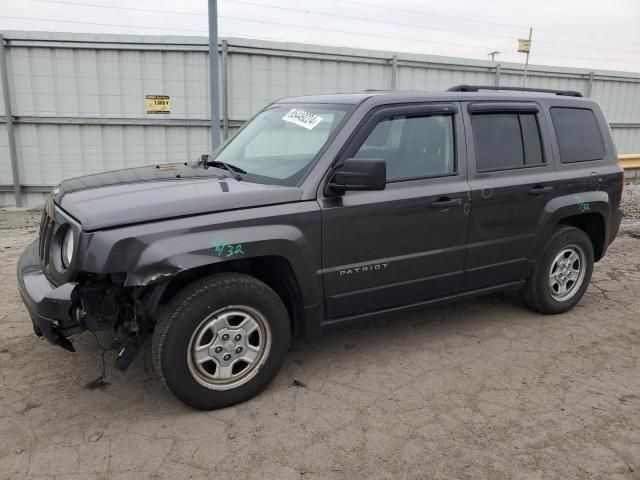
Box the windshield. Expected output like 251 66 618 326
210 103 352 186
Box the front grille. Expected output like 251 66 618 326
39 199 56 265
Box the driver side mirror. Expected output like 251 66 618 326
329 158 386 194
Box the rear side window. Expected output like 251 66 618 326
550 107 605 163
472 113 544 171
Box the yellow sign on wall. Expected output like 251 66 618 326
146 95 170 114
517 39 531 53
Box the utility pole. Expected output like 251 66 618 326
208 0 221 149
488 50 500 62
523 27 533 87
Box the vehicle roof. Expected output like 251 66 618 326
276 90 595 106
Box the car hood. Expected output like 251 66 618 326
52 163 304 230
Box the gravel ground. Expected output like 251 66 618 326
621 182 640 218
1 200 640 479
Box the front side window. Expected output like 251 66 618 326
550 107 605 163
472 112 544 171
354 114 455 181
211 103 351 185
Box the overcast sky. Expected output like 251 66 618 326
1 0 639 73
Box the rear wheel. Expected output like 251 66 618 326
152 273 290 410
522 226 594 314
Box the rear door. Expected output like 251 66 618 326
320 103 471 319
463 101 557 288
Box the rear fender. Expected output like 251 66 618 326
531 190 610 260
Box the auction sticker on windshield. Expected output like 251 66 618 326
282 108 323 130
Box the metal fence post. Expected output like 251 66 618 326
221 39 229 140
586 71 595 97
390 55 398 90
207 0 221 149
495 64 501 86
0 35 21 207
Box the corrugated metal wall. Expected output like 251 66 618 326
1 31 640 205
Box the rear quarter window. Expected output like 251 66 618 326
550 107 605 163
471 112 544 171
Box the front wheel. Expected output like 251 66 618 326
522 226 594 314
152 273 291 410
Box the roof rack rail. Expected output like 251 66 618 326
447 84 583 97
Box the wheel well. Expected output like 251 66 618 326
157 256 305 335
558 213 606 261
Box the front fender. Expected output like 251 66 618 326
78 202 323 306
531 190 610 259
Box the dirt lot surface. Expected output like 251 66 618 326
1 209 640 480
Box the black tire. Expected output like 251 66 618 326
522 226 594 314
152 273 291 410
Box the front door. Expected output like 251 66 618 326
320 103 471 320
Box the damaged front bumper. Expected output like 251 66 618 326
17 240 82 351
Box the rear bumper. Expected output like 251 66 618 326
597 207 623 261
17 240 82 349
610 207 623 243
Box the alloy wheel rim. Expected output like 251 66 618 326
187 306 272 391
548 244 586 302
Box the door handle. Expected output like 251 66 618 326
528 185 554 195
429 197 462 209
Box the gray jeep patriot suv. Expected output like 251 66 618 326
17 85 623 409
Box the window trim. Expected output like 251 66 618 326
468 102 540 114
337 103 459 184
550 106 606 164
471 111 546 173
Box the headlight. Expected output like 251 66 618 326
61 228 74 268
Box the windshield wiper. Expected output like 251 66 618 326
213 161 246 175
197 154 246 180
208 160 246 181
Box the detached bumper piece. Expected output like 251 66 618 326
17 241 81 352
